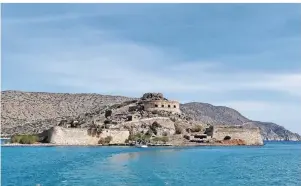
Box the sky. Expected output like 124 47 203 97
1 4 301 134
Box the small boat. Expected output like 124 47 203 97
135 144 148 148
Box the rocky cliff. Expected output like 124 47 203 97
1 90 300 141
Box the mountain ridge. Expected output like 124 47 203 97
1 90 300 141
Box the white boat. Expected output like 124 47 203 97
135 144 148 148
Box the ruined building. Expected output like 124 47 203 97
140 93 181 114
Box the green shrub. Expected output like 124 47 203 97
150 121 161 135
11 135 22 143
161 136 169 143
98 138 105 145
104 136 112 143
145 129 154 136
152 136 169 143
175 124 184 134
127 132 151 143
128 132 142 141
162 132 168 136
11 135 38 144
98 136 113 145
142 134 151 141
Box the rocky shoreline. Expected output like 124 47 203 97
1 143 261 147
2 139 265 147
1 143 170 147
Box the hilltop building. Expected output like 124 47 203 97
139 93 181 114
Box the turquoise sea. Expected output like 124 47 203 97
2 142 301 186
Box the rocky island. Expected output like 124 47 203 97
2 91 301 146
2 92 267 146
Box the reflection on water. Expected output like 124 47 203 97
108 151 139 164
102 148 182 185
108 148 179 163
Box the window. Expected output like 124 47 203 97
174 105 176 108
168 105 171 108
155 104 158 107
162 105 164 107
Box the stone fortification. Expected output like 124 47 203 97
212 125 263 145
18 92 263 146
47 126 129 145
140 93 181 114
143 100 181 114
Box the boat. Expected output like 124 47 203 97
135 144 148 148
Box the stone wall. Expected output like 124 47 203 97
143 100 181 114
124 117 176 136
47 126 129 145
212 126 263 145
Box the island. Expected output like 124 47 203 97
3 93 264 146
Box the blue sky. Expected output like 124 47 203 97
2 4 301 133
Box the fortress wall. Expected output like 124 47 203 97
99 130 130 143
212 126 263 145
47 126 129 145
143 100 181 114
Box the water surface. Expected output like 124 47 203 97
2 142 301 186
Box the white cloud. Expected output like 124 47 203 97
4 17 301 98
246 73 301 97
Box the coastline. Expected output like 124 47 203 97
1 142 264 147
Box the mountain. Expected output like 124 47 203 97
1 90 300 141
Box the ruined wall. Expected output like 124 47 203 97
212 126 263 145
124 117 176 136
143 100 181 114
47 126 129 145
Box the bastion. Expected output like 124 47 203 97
46 126 129 145
211 125 263 145
143 100 181 114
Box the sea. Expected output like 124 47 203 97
1 141 301 186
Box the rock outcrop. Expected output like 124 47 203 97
141 93 166 101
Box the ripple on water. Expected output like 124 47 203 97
2 143 301 186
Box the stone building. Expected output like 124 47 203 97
143 100 181 114
127 114 140 121
139 93 181 114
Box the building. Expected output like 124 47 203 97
142 100 181 114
